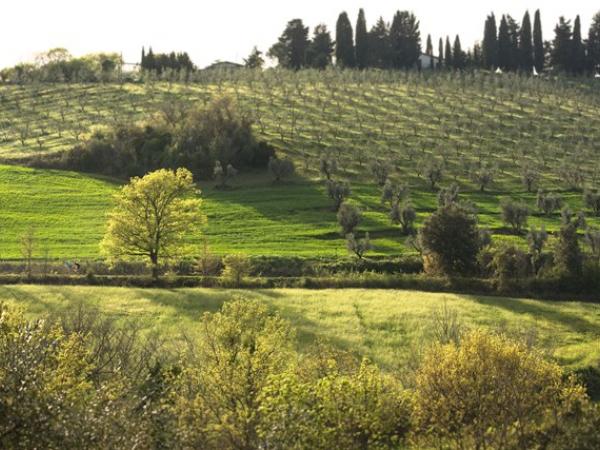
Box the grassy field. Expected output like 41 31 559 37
1 72 600 259
2 285 599 371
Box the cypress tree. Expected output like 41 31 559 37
498 15 511 70
336 12 356 68
355 8 369 69
141 47 146 70
533 10 544 72
368 17 391 68
506 15 520 71
572 15 586 74
519 11 533 72
482 13 498 69
146 47 156 72
453 35 465 69
445 36 453 68
588 12 600 72
389 10 421 69
438 37 444 69
426 34 433 55
268 19 310 70
551 17 573 73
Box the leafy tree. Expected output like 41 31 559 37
389 11 421 69
452 35 465 70
423 159 443 190
555 213 584 276
335 12 355 68
552 17 573 73
244 46 265 69
391 201 417 235
521 164 539 192
537 190 563 216
420 204 480 275
307 24 334 69
101 168 204 279
413 330 595 450
444 36 453 68
337 202 362 235
346 232 371 259
583 188 600 216
585 227 600 267
491 245 531 287
268 156 295 182
221 254 251 286
381 179 409 207
501 198 529 234
327 180 350 211
519 11 534 72
534 9 545 72
482 13 498 69
588 12 600 72
437 183 460 207
572 15 586 74
528 225 548 275
368 17 391 68
370 159 390 186
355 8 369 69
268 19 310 70
319 157 337 180
213 161 238 188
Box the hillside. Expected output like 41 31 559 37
0 71 600 259
3 285 599 371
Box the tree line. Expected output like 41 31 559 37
264 8 600 75
140 47 195 73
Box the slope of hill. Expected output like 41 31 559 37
0 71 599 259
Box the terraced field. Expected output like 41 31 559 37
1 71 600 259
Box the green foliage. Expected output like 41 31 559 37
101 168 204 278
221 254 252 286
326 179 351 211
307 25 334 69
491 245 531 290
335 12 355 68
421 204 480 276
412 330 597 450
269 19 310 70
337 202 362 235
500 198 529 234
268 156 295 182
555 216 584 276
390 201 417 235
346 232 371 259
583 188 600 216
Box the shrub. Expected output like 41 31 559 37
583 188 600 216
326 180 350 211
491 245 531 290
390 202 417 235
536 190 563 216
221 254 251 286
420 204 480 276
527 225 549 274
337 202 362 235
501 198 529 234
268 156 295 182
346 232 371 259
412 330 596 450
555 217 584 277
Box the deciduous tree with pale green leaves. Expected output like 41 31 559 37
101 168 204 279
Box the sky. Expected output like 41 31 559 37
1 1 598 69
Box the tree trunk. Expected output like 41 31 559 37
150 253 159 281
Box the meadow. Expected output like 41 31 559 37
2 285 599 371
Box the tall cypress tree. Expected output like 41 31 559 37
445 36 453 68
426 34 433 55
519 11 533 72
551 17 573 73
307 24 335 69
498 15 511 70
336 12 356 68
506 15 520 71
146 47 156 72
533 10 544 72
572 15 586 74
368 17 391 68
588 12 600 72
453 35 465 69
389 10 421 69
355 9 369 69
141 47 146 69
268 19 310 70
482 13 498 69
438 37 444 69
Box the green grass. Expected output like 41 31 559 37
2 285 599 371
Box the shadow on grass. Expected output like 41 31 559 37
465 294 600 335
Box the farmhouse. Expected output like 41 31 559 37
418 53 440 69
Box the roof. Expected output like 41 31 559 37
203 61 244 71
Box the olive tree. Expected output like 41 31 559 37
390 202 417 235
101 168 204 279
370 159 390 186
527 225 548 275
536 190 563 216
214 161 238 188
346 232 371 259
326 180 350 211
381 180 409 207
268 156 295 182
501 198 529 234
583 188 600 216
337 202 362 235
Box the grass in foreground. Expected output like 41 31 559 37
2 285 599 371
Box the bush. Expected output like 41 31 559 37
337 202 362 235
491 245 531 291
221 254 251 286
412 330 596 450
501 198 529 234
421 204 480 276
268 156 295 182
555 218 583 277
